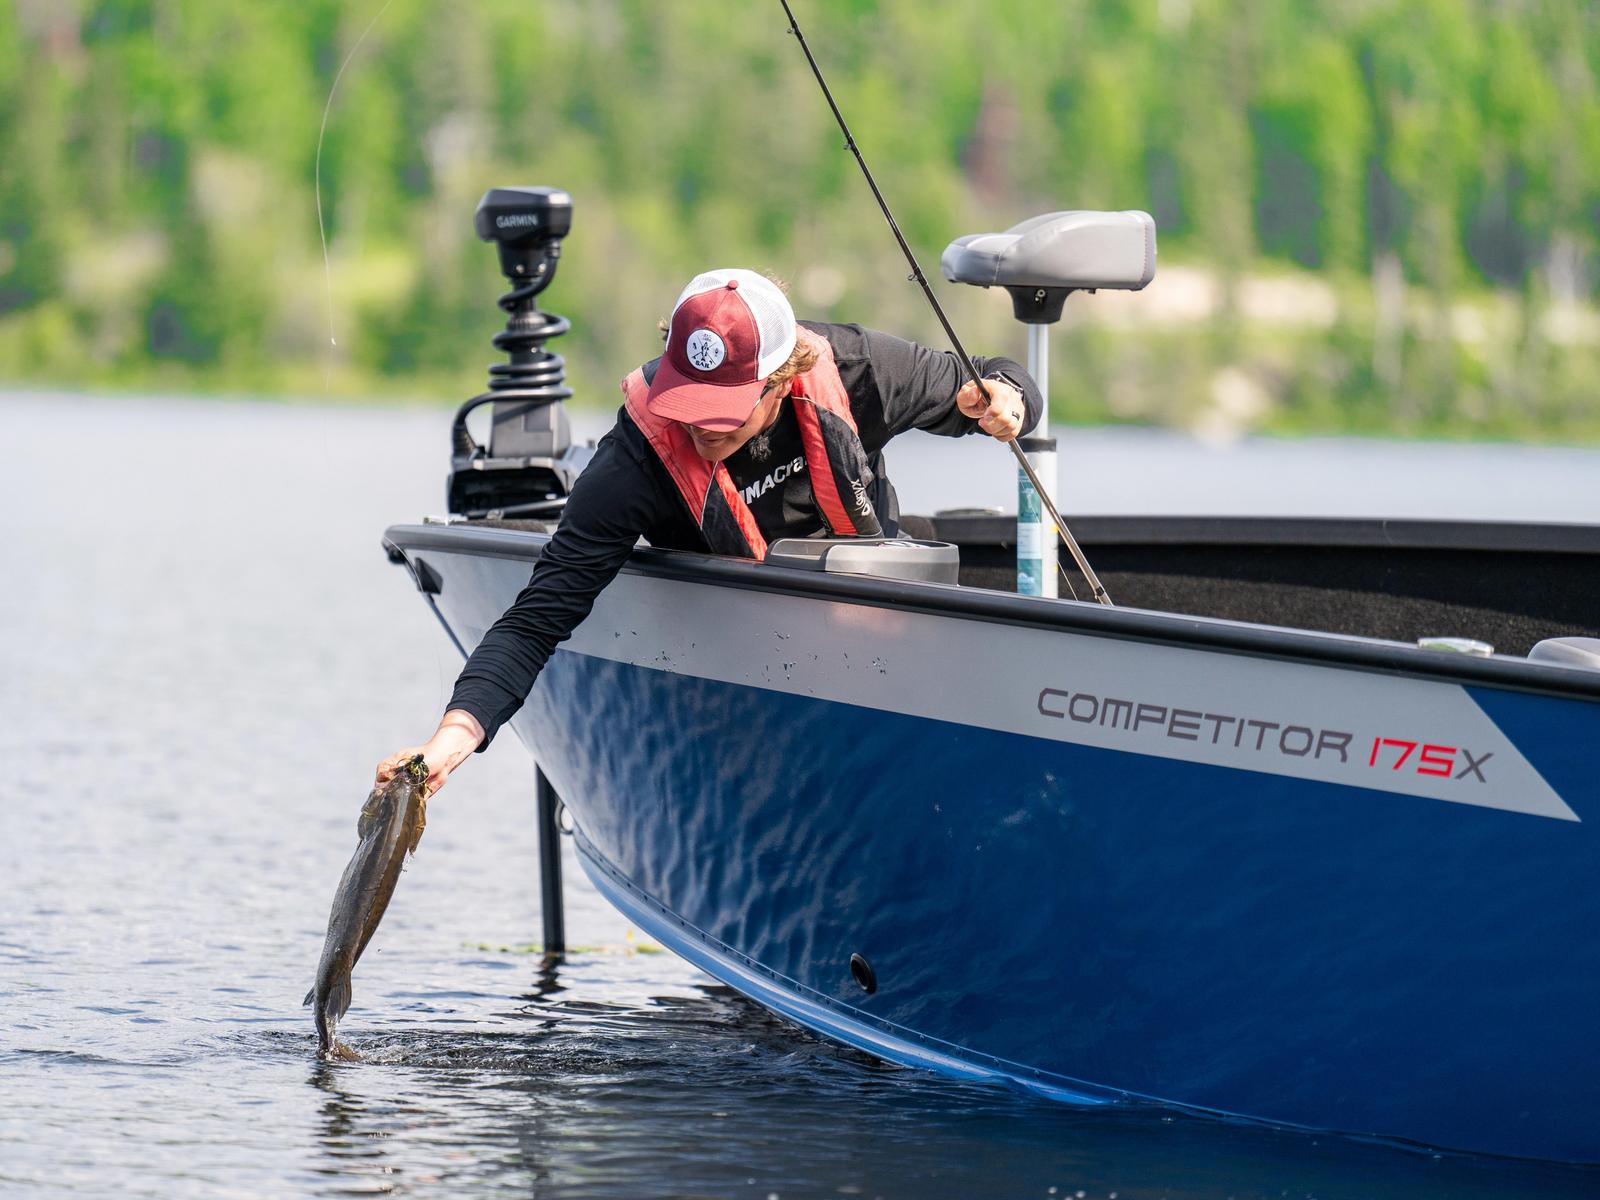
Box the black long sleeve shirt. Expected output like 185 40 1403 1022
447 320 1041 747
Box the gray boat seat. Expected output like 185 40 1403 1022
941 210 1157 292
1529 637 1600 670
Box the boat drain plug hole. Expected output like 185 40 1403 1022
849 953 877 995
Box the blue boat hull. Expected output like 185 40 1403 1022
391 526 1600 1162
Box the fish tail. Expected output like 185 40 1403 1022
309 972 354 1059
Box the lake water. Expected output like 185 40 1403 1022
3 391 1598 1199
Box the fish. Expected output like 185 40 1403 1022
304 754 430 1059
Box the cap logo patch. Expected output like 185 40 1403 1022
685 328 726 372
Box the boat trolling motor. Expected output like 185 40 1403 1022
445 186 591 520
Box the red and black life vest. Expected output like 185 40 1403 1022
621 326 882 559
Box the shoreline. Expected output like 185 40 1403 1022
5 384 1599 451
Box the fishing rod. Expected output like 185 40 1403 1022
778 0 1113 606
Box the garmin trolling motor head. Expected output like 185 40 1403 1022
445 186 591 520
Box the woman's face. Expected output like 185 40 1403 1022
683 379 792 462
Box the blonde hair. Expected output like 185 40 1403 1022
657 270 816 387
763 335 819 390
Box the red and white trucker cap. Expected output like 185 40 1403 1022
645 269 798 431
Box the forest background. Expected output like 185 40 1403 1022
3 0 1598 441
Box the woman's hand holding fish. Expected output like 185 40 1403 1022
376 709 486 795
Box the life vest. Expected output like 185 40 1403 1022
621 326 882 559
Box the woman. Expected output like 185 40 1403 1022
378 267 1040 794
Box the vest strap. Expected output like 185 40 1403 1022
793 399 855 535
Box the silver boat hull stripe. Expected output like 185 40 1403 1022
539 573 1572 822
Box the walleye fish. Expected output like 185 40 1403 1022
304 754 430 1059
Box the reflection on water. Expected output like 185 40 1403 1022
3 394 1600 1198
288 965 1600 1200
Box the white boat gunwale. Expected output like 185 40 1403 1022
383 521 1600 703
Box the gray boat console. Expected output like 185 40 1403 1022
765 537 960 585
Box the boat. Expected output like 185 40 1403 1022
383 186 1600 1164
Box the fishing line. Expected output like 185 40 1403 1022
315 0 396 387
777 0 1112 605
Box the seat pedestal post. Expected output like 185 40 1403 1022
1018 322 1058 598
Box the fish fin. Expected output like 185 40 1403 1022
356 786 387 839
302 986 315 1007
408 796 428 856
328 972 354 1021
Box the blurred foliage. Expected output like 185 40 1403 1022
1 0 1598 439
